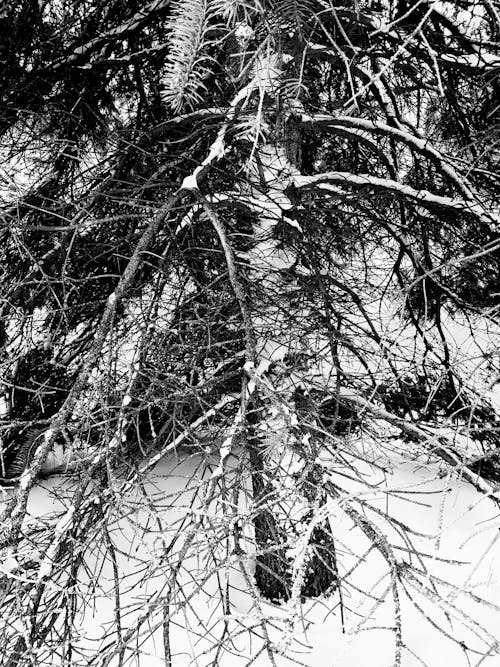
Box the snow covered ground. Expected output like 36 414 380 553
4 439 500 667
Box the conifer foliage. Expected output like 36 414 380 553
0 0 499 664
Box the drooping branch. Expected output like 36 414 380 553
300 114 475 199
0 189 184 545
336 387 500 502
294 172 499 229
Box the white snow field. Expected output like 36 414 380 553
3 438 499 667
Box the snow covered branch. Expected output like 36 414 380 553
294 171 499 229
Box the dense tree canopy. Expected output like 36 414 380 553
0 0 499 664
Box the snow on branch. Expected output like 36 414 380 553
301 113 475 200
0 190 184 546
294 171 499 229
336 387 500 502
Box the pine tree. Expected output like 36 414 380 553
0 0 499 664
